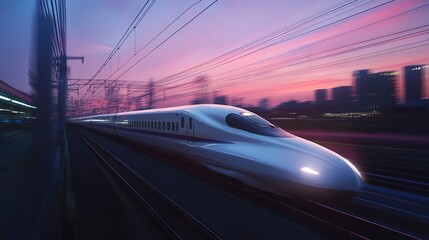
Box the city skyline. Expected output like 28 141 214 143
1 0 429 108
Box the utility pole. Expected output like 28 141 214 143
148 79 155 109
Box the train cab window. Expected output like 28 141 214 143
167 122 170 130
225 113 291 137
181 117 184 128
189 118 193 129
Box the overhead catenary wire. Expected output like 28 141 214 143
155 1 429 99
160 28 429 100
77 0 429 111
155 0 396 90
85 0 362 101
86 0 218 102
104 0 203 83
80 0 157 100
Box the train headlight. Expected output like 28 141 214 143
300 167 319 175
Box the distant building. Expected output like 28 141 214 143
332 86 352 103
353 70 396 110
332 86 352 111
277 100 312 111
191 98 204 105
231 97 244 107
258 98 269 110
353 69 371 109
214 95 228 105
404 65 424 106
315 89 327 105
106 87 119 113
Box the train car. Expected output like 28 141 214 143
70 104 362 201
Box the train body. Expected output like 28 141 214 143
70 104 362 200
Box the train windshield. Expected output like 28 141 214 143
225 113 292 137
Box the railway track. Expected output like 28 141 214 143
74 129 222 240
234 185 423 240
361 171 429 196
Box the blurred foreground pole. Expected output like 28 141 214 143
33 2 53 159
10 0 70 239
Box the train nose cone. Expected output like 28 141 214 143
321 160 362 191
282 137 363 191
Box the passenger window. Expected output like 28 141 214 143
181 117 184 128
167 122 170 130
158 122 161 129
176 122 179 131
162 122 165 130
189 118 193 129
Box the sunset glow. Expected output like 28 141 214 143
1 0 428 109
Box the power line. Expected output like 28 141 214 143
86 0 219 102
83 0 156 89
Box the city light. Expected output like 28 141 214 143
0 95 11 101
0 94 36 109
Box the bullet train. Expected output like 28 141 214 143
70 104 362 201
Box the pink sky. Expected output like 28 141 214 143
63 0 429 108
